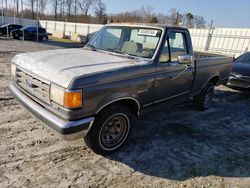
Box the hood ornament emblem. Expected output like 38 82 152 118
26 80 36 88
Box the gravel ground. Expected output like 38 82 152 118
0 38 250 188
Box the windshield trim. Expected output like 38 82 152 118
85 25 165 60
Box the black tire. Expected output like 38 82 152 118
193 81 215 111
42 36 48 42
84 104 132 155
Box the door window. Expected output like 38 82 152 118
159 40 170 62
169 32 188 61
38 28 46 34
25 27 36 32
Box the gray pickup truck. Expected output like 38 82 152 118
10 24 233 155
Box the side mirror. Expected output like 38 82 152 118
233 55 236 62
178 55 193 64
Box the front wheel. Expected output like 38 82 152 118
84 105 132 155
193 81 215 111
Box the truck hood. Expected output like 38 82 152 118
232 63 250 77
13 48 149 88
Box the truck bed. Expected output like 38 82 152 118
194 51 231 59
191 51 233 96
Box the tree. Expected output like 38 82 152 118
53 0 59 19
78 0 93 16
27 0 35 19
111 10 143 23
157 13 171 25
66 0 73 17
14 0 20 17
169 8 183 26
74 0 78 20
148 16 158 23
4 0 7 9
194 15 206 28
93 0 106 24
59 0 65 20
184 12 194 28
140 5 154 22
39 0 47 18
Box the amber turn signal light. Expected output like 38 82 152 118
64 91 82 108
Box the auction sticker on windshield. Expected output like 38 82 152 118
138 29 158 36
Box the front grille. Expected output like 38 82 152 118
16 68 50 104
228 78 250 88
231 73 250 81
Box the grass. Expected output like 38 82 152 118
48 36 81 44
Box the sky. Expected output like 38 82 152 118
104 0 250 28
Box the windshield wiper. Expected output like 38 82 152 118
86 44 97 51
107 48 135 59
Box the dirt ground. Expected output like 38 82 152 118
0 38 250 188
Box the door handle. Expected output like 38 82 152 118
169 65 189 80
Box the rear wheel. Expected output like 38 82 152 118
193 81 215 111
84 105 132 155
42 36 48 42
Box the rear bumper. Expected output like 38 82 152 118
227 76 250 89
9 84 95 140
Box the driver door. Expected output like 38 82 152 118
154 30 195 103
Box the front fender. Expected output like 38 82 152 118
95 94 141 115
82 81 141 117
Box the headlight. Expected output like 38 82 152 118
50 84 83 109
11 63 16 77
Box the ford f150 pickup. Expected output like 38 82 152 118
10 24 233 155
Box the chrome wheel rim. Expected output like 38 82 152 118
99 113 130 150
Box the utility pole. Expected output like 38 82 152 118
205 20 214 51
13 0 16 24
1 0 4 25
36 0 39 41
21 0 24 41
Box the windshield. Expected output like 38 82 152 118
20 26 29 31
0 24 8 28
20 26 34 31
235 53 250 64
86 26 163 58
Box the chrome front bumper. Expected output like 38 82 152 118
227 76 250 89
9 84 95 140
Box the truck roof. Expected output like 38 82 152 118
106 23 188 30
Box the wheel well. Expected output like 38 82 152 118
210 76 219 85
96 99 140 117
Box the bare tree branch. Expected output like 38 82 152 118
93 0 106 23
78 0 92 16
